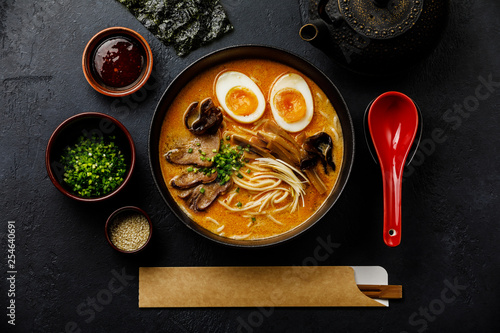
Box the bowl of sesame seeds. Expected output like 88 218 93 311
105 206 152 253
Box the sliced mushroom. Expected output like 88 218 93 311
171 171 217 189
165 131 221 167
180 180 233 212
299 153 319 170
184 98 223 135
302 132 335 173
184 101 200 130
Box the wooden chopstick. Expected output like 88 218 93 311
357 285 403 299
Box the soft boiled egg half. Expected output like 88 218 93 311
270 73 314 132
215 71 266 123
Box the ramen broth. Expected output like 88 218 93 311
159 59 343 240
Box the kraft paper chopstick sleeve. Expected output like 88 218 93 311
139 266 384 307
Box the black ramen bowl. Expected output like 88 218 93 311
149 45 355 247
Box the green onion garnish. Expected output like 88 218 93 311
186 143 246 185
59 134 126 198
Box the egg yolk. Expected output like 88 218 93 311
225 86 259 116
273 88 306 123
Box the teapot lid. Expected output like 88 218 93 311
338 0 423 39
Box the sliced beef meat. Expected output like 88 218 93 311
193 180 232 211
177 187 196 199
171 171 218 189
184 98 223 135
165 131 221 167
180 180 233 212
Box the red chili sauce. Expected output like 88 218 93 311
93 37 144 88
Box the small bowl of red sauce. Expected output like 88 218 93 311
82 27 153 97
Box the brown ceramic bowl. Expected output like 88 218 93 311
82 27 153 97
45 112 136 202
105 206 152 253
149 45 355 247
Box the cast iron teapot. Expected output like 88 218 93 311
300 0 448 75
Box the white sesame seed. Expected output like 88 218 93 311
108 212 150 251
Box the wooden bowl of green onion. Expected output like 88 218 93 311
45 112 136 202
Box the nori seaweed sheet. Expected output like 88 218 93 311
117 0 233 56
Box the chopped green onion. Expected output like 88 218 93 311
59 134 126 198
187 166 194 172
200 187 205 194
188 148 193 153
236 202 242 207
188 142 246 185
226 135 231 141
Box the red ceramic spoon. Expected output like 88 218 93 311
368 92 419 247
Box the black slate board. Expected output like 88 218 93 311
0 0 499 332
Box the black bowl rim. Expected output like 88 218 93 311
45 111 136 202
148 44 355 248
105 206 153 254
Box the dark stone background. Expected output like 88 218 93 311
1 0 499 332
